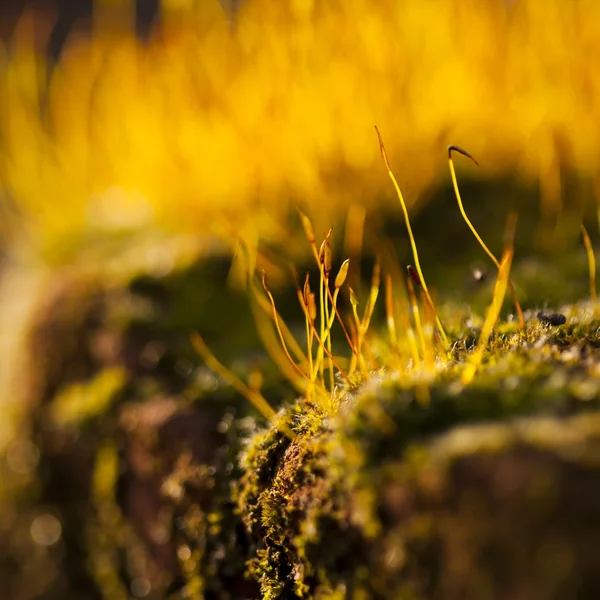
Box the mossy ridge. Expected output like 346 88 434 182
234 400 337 599
5 231 600 600
340 306 600 470
321 412 600 600
237 307 600 598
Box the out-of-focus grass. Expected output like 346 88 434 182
2 0 600 258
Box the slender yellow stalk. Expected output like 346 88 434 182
421 283 446 357
375 126 449 346
325 292 342 341
349 288 368 377
299 210 357 356
318 268 326 384
323 264 334 388
249 295 307 394
346 264 380 377
296 284 319 402
461 250 513 385
419 289 437 370
261 270 309 382
191 332 294 439
311 259 350 386
448 145 524 329
306 311 313 371
303 274 315 377
462 212 517 384
312 286 338 382
381 258 420 366
331 259 356 351
298 208 327 384
385 274 397 347
406 264 445 358
252 278 307 364
317 230 333 385
298 295 352 387
325 278 358 357
348 308 359 375
298 208 321 265
581 224 598 315
297 288 321 386
361 262 381 336
324 280 334 388
238 240 307 365
400 307 421 368
407 277 427 367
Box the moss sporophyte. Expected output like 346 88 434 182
192 127 600 424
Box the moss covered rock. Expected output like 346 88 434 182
235 313 600 599
4 232 600 600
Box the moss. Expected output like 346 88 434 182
234 401 332 598
6 227 600 600
235 307 600 598
364 413 600 600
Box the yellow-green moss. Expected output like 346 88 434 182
235 305 600 598
7 239 600 600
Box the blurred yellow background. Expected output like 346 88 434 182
1 0 600 258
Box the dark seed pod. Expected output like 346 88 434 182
407 265 421 287
303 273 311 306
537 312 567 326
319 237 333 278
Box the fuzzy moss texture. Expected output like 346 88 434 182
3 236 600 600
235 308 600 600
